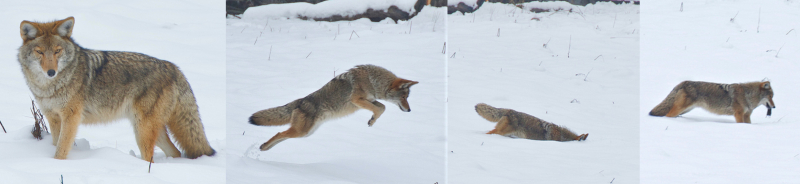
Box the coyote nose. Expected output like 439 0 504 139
47 70 56 77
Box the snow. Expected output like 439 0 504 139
242 0 419 19
447 2 639 184
0 0 225 183
641 0 800 183
226 6 446 184
520 1 577 12
448 0 480 6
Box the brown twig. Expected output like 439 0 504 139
31 100 48 140
0 120 5 133
409 21 412 34
568 35 572 58
349 30 360 40
254 32 262 45
149 156 154 173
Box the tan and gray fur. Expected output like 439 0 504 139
649 81 775 123
17 17 215 161
475 103 588 141
249 64 419 151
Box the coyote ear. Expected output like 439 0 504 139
391 79 418 90
20 21 38 41
56 17 75 37
402 81 419 88
762 82 770 89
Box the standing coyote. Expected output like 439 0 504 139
649 81 775 123
17 17 215 161
475 103 588 141
249 64 419 151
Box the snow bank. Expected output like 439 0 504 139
243 0 418 19
449 0 481 6
521 1 577 12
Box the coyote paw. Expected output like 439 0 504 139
367 117 376 127
259 142 271 151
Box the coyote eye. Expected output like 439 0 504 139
36 50 43 54
55 49 61 54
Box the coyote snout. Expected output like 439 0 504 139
391 79 417 112
34 46 62 77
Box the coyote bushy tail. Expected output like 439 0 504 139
249 99 301 126
169 77 216 159
475 103 505 122
475 103 588 141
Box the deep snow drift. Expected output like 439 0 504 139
641 0 800 183
447 2 639 184
0 1 226 183
226 5 446 184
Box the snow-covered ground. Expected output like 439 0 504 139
641 0 800 183
226 5 446 184
0 1 226 183
447 2 639 184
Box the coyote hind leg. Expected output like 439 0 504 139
260 109 314 151
156 126 181 158
487 116 512 136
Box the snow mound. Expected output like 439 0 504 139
521 1 577 12
448 0 480 6
243 0 419 19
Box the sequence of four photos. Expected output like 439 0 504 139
0 0 798 183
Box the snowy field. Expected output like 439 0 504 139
226 5 446 184
641 0 800 183
447 2 639 184
0 1 226 183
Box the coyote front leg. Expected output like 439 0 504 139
54 103 83 160
43 111 61 146
352 98 385 127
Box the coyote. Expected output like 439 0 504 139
17 17 215 161
249 64 419 151
475 103 588 141
649 81 775 123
